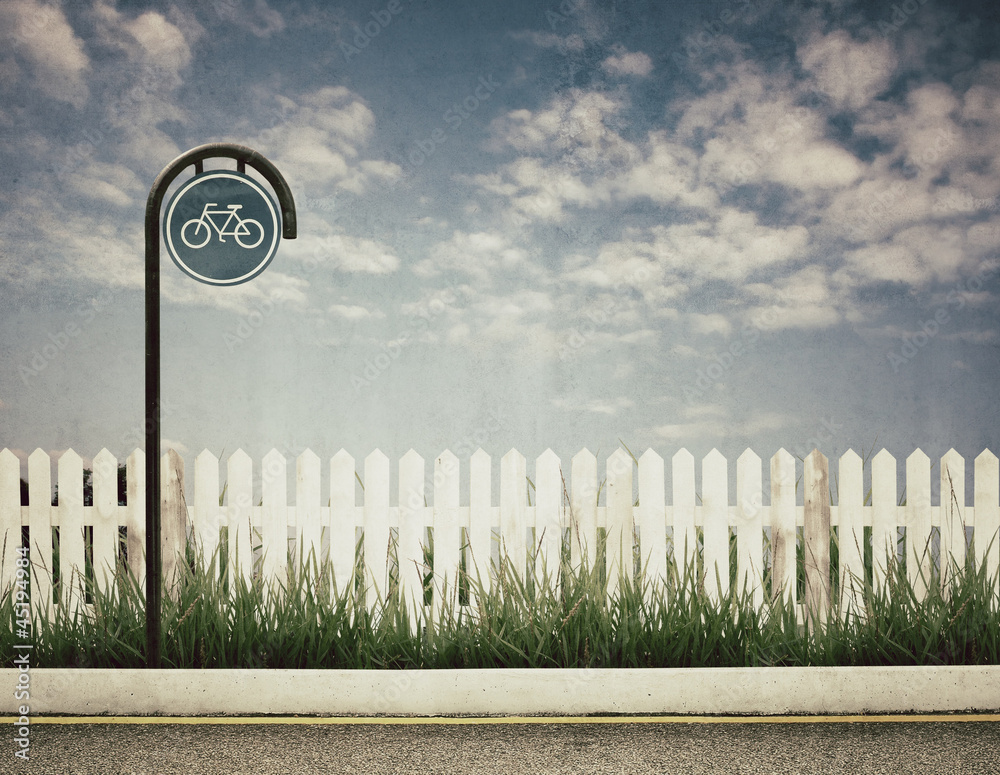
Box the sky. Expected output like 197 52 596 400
0 0 998 495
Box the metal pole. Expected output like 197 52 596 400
144 196 162 669
144 143 296 669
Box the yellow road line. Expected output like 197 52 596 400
4 714 999 725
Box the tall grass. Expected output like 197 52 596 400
2 534 997 669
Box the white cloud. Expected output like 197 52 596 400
510 30 585 52
0 0 90 107
122 11 194 76
293 233 400 275
688 313 732 337
552 396 634 416
799 30 896 111
328 304 384 320
684 62 864 192
647 409 787 442
601 50 653 77
413 231 537 284
215 0 285 37
839 224 971 287
745 266 850 330
258 87 402 194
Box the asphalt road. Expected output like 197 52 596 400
11 719 1000 775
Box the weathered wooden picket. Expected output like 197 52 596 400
2 446 998 625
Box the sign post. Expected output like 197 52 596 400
144 143 296 668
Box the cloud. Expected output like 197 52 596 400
479 90 716 220
328 304 385 321
0 0 90 107
839 224 972 287
284 231 400 275
122 11 194 76
413 231 538 284
551 396 634 416
257 86 402 194
683 62 864 193
798 30 897 111
214 0 285 37
601 49 653 77
509 30 586 52
647 408 786 442
744 266 851 330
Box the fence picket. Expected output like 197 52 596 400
872 449 897 595
92 449 119 593
838 449 864 619
606 449 633 600
974 450 999 591
736 449 763 609
570 448 597 572
297 449 322 573
329 450 357 598
28 449 52 616
434 450 461 617
57 450 85 613
672 449 697 583
161 449 187 597
906 449 933 601
770 449 796 606
126 449 145 586
940 449 966 590
803 450 830 628
261 449 287 593
702 449 728 604
226 449 253 584
0 449 20 595
535 449 563 593
468 449 492 601
500 449 527 581
194 450 220 574
398 449 425 626
637 449 666 599
364 450 391 611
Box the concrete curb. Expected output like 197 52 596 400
2 666 999 716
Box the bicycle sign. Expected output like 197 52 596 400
163 171 280 285
182 203 265 250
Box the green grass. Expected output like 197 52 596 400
2 533 998 669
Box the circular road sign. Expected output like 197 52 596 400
163 170 281 286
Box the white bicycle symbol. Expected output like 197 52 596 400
181 203 265 249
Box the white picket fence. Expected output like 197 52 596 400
2 446 999 625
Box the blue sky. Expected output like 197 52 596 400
1 0 998 483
